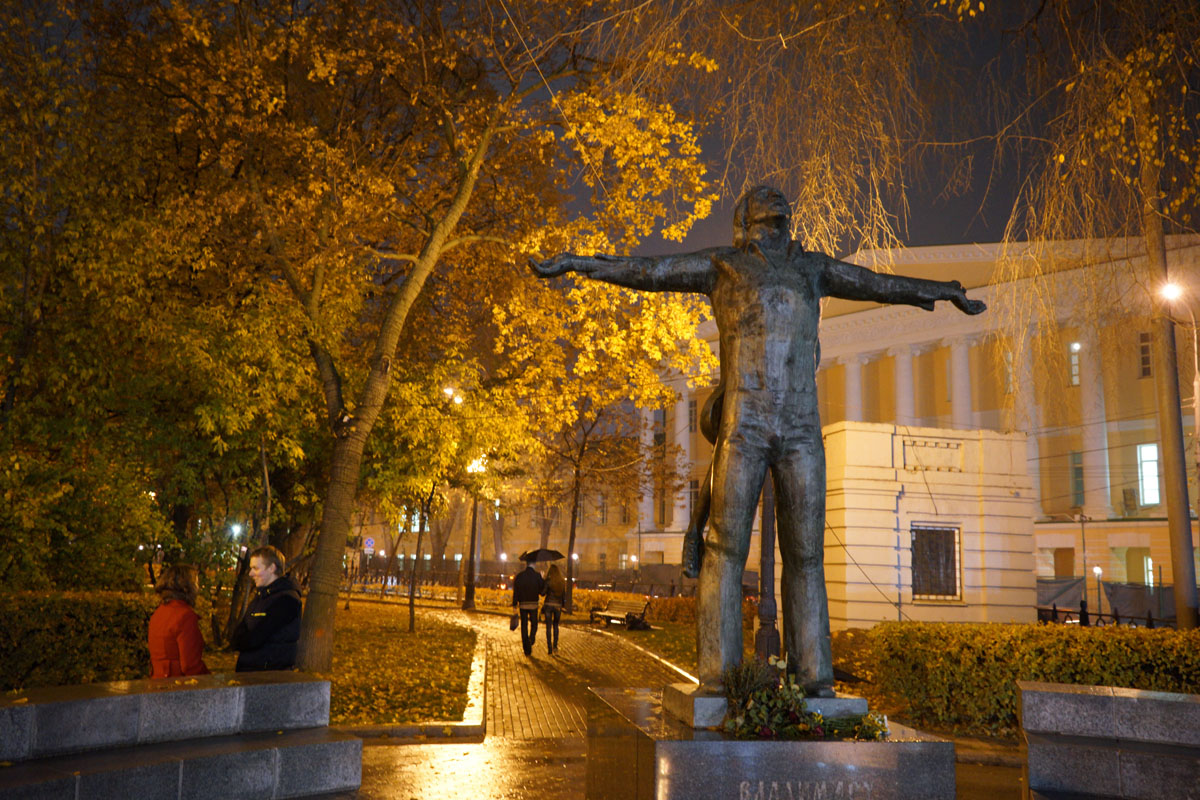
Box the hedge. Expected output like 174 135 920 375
0 591 157 691
868 621 1200 732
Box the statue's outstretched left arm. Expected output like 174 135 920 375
820 255 986 315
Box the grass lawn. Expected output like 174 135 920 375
207 601 475 725
607 619 756 675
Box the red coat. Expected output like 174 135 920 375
148 598 210 678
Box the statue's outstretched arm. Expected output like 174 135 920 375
820 255 986 315
528 249 720 295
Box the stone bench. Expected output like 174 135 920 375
0 672 360 799
1 671 330 761
1019 680 1200 799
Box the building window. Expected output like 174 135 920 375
1138 443 1161 506
1138 332 1152 378
598 495 608 525
688 479 699 516
598 552 607 570
653 408 666 447
655 484 666 526
911 525 961 600
1069 342 1081 386
493 498 501 521
619 553 628 569
1070 451 1084 508
550 506 561 525
621 503 630 525
687 399 697 433
576 502 584 526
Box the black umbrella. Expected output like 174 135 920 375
518 548 565 563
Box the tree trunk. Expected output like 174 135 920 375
565 475 582 614
409 490 432 633
293 111 498 672
538 499 551 549
463 493 479 610
296 432 368 671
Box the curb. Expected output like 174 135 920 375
336 621 488 742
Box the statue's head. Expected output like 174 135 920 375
732 185 790 248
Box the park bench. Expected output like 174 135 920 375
590 598 651 627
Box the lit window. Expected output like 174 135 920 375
1138 443 1160 505
1138 332 1152 378
911 526 961 601
1069 342 1081 386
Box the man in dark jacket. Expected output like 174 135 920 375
512 557 545 656
231 545 302 671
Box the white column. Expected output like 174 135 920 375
1015 331 1044 517
890 344 915 426
841 355 865 423
672 388 692 529
1078 330 1113 518
639 407 656 531
949 337 974 430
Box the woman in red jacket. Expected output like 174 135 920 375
148 564 210 678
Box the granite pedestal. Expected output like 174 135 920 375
587 688 955 800
661 683 868 729
1020 680 1200 799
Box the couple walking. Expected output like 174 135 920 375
511 556 565 656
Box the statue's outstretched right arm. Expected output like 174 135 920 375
528 250 719 295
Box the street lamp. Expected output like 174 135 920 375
1160 281 1200 628
1163 283 1200 496
463 456 487 611
1093 565 1103 620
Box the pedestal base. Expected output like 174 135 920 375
661 683 870 729
588 688 954 800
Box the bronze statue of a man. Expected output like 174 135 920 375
531 186 985 694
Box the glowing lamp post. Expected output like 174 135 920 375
1159 282 1200 628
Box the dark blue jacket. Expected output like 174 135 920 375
232 575 302 671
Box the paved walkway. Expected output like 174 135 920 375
476 611 684 738
344 608 681 800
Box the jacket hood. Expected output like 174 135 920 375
258 574 301 598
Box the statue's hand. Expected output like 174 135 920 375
947 281 986 315
528 254 575 278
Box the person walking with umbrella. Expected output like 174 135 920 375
541 563 566 655
512 553 545 656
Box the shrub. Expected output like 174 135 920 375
868 622 1200 732
0 591 156 691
